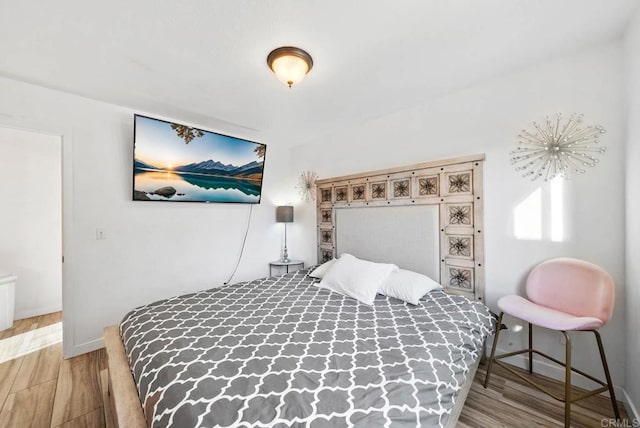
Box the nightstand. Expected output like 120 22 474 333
269 260 304 277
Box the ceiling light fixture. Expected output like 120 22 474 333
267 46 313 88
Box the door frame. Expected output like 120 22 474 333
0 120 75 358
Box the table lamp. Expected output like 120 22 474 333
276 206 294 262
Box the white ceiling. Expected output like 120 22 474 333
0 0 637 145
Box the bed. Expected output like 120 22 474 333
103 155 493 428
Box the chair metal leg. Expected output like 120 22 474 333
528 322 533 374
484 312 504 388
489 320 618 426
593 330 622 420
563 331 571 428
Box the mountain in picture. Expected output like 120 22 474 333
173 159 263 179
134 159 161 171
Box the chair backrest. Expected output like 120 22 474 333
526 258 615 324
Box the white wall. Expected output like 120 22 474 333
0 126 62 319
291 42 627 392
624 6 640 420
0 76 295 357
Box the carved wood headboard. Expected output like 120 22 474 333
315 154 485 303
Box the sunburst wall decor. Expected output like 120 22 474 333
296 170 318 202
510 113 606 181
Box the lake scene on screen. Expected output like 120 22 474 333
133 116 265 203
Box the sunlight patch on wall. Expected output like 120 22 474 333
550 177 564 242
513 177 565 242
514 188 542 240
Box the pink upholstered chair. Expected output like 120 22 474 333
484 258 621 427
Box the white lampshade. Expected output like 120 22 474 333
267 47 313 88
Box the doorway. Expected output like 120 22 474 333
0 126 62 322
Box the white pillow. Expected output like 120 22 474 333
318 254 398 305
309 258 337 279
378 269 442 305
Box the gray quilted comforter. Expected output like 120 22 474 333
120 268 495 428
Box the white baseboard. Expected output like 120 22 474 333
14 305 62 321
64 338 104 359
494 347 625 400
622 388 639 422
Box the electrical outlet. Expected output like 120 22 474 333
96 228 106 240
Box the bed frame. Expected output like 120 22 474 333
103 325 146 428
102 154 486 428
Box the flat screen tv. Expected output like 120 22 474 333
132 115 266 203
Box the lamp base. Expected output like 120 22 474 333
281 247 289 263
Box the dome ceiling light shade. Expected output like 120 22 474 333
267 46 313 88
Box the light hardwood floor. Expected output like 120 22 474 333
0 312 631 427
0 312 106 428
